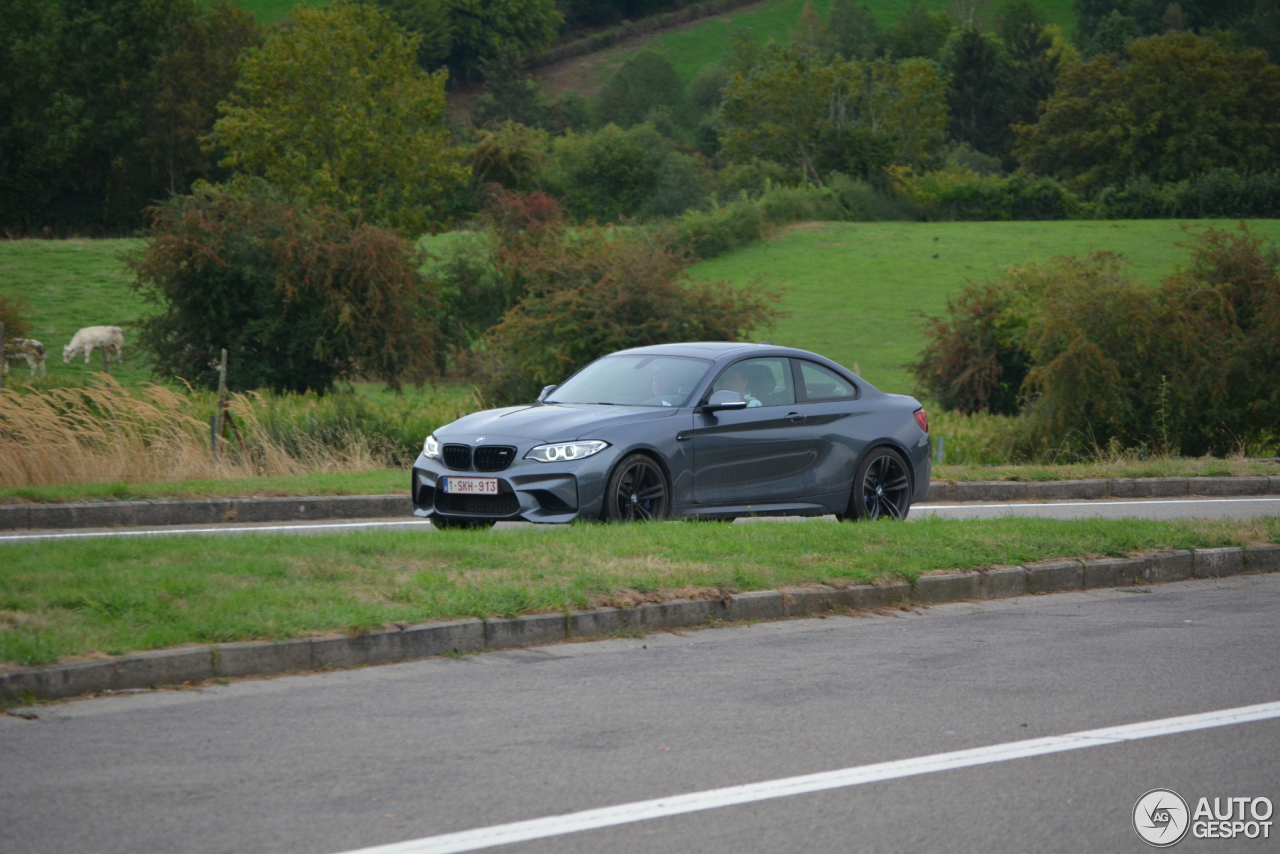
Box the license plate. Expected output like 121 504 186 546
442 477 499 495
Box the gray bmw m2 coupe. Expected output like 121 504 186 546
412 342 931 527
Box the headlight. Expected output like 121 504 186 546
423 434 441 459
525 440 609 463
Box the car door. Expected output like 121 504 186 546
690 357 814 505
790 359 874 496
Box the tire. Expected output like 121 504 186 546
603 453 670 522
840 446 912 521
431 516 495 530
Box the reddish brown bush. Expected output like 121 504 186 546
130 181 444 393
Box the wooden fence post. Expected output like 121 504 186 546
212 348 228 455
101 343 110 375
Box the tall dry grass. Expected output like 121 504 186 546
0 375 398 488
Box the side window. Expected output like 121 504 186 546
798 361 857 401
709 358 795 407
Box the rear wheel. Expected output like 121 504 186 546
603 454 670 522
431 516 495 530
840 447 912 521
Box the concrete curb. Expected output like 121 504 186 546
2 475 1277 531
4 544 1277 703
0 494 412 531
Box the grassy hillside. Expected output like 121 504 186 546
235 1 1076 85
538 0 1075 97
688 219 1280 395
9 220 1280 400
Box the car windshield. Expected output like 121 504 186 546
547 355 712 407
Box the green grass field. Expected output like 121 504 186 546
689 219 1280 395
0 239 153 387
2 515 1274 666
8 220 1280 398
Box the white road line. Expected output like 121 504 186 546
334 700 1280 854
0 519 428 543
2 497 1276 544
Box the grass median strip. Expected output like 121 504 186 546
2 516 1277 668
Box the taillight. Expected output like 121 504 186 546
913 408 928 433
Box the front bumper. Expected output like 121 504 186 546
411 443 617 523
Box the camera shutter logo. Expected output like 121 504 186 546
1134 789 1191 847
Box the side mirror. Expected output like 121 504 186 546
537 384 557 403
702 389 748 412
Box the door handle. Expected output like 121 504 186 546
785 412 806 423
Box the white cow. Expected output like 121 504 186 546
3 338 46 377
63 326 125 364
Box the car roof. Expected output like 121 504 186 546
615 341 820 360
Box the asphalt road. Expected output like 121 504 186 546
3 575 1278 854
1 496 1278 543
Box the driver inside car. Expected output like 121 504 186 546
719 365 763 407
647 370 683 405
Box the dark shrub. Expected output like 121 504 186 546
1095 170 1280 219
544 124 666 222
130 181 444 393
911 269 1045 416
916 226 1280 456
932 173 1080 221
470 192 782 405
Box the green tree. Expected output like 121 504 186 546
596 51 686 128
998 1 1061 133
444 0 562 82
0 0 201 231
210 2 468 234
374 0 452 69
721 47 948 185
944 28 1017 160
1015 32 1280 195
146 0 260 195
469 121 549 190
829 0 881 60
470 43 547 128
884 2 953 58
544 124 667 221
130 181 444 393
1083 9 1142 56
790 2 835 58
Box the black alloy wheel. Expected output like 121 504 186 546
842 447 912 521
431 516 495 530
604 454 670 522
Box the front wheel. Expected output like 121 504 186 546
840 447 912 521
603 454 670 522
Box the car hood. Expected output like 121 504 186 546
436 403 680 442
